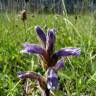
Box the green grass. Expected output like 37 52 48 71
0 12 96 96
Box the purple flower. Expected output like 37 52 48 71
46 29 56 57
46 68 58 90
53 59 64 71
56 48 80 57
35 26 46 46
49 48 80 66
20 43 48 61
18 71 40 80
18 71 47 89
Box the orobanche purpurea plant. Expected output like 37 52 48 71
18 26 80 96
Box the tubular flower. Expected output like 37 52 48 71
53 59 64 71
18 71 47 90
18 26 80 96
20 43 48 61
46 29 56 58
35 26 46 47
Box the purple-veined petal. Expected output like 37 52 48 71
35 26 46 46
49 48 80 67
18 71 46 89
46 29 56 57
18 71 39 80
20 43 48 60
46 68 58 90
53 59 64 71
55 48 80 57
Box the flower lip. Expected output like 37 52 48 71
17 72 24 79
46 68 58 90
47 77 58 90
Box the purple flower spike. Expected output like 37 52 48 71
54 59 64 71
46 68 58 90
35 26 46 46
21 43 47 59
46 29 56 57
56 48 80 57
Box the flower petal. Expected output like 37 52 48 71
21 43 48 59
53 59 64 71
17 71 41 80
18 71 46 89
46 29 56 57
35 26 46 46
56 48 80 57
46 68 58 90
49 48 80 67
